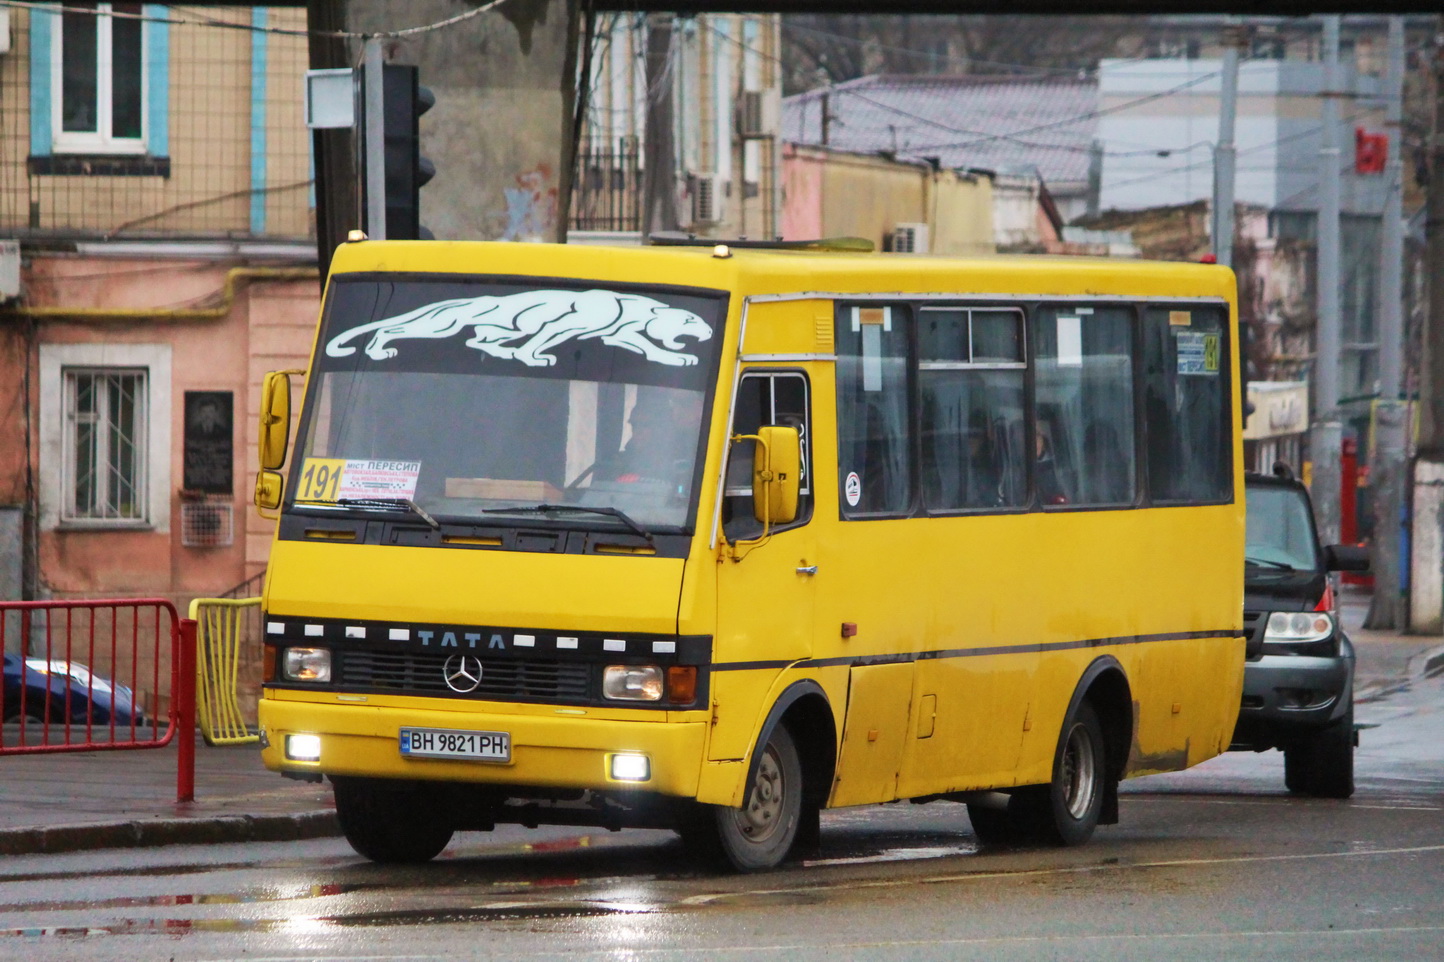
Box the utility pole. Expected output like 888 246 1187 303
1311 15 1343 547
362 37 387 240
641 13 679 239
307 0 355 282
1366 16 1407 629
1410 22 1444 633
1212 18 1243 269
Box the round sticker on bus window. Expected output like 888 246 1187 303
845 471 862 507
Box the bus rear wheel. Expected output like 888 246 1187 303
332 777 455 864
1014 701 1107 846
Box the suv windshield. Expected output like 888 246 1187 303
1245 482 1320 571
289 276 725 531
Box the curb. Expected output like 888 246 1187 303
0 810 339 857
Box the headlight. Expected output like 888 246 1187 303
281 647 332 683
1264 611 1334 645
603 665 663 701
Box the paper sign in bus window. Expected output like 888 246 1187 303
1175 330 1220 376
299 458 421 501
852 306 892 392
1056 316 1083 367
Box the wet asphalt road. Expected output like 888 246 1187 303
0 670 1440 962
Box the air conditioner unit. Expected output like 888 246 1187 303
737 89 781 140
892 223 930 254
181 501 234 548
692 173 722 225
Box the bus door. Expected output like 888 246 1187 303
710 370 817 761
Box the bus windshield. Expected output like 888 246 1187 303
289 276 726 531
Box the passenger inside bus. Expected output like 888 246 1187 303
1036 428 1068 505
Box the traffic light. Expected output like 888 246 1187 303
379 64 435 240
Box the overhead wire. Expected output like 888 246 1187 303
0 0 516 40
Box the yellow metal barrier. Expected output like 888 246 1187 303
189 597 262 746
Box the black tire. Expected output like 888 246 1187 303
966 799 1019 845
1283 744 1313 795
1294 702 1355 800
1014 701 1107 847
333 777 455 864
692 725 804 872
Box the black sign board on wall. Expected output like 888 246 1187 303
183 391 234 494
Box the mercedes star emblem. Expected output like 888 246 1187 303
442 654 484 693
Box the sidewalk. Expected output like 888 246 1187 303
1 595 1440 858
0 736 335 856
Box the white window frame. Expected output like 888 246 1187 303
51 2 149 155
39 344 171 531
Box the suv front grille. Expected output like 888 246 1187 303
335 649 591 702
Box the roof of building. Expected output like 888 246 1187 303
783 74 1100 194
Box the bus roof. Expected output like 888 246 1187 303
327 239 1237 303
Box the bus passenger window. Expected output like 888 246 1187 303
1144 306 1230 503
1032 306 1137 507
837 305 911 517
918 307 1026 512
723 372 812 540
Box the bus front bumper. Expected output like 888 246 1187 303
259 697 707 798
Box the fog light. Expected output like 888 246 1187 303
286 733 322 761
282 647 332 683
610 753 650 781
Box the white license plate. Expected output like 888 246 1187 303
399 727 510 762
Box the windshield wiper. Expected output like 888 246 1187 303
1245 556 1295 570
481 504 653 543
295 497 440 530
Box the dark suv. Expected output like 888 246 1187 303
1232 469 1369 798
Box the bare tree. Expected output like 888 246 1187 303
781 15 1156 94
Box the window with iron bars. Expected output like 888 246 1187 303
62 368 149 523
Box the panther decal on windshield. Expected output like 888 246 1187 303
324 289 713 367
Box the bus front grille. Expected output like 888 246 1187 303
335 650 592 701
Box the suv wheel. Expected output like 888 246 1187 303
1283 702 1355 799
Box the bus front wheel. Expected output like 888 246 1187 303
685 724 804 872
332 777 455 864
1014 701 1107 846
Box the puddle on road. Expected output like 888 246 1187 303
0 899 656 940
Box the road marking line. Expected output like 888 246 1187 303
680 843 1444 906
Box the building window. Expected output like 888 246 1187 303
39 343 172 532
63 369 148 522
56 3 145 153
30 3 170 166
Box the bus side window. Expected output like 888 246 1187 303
838 305 911 517
1144 306 1231 503
723 371 812 540
918 306 1026 512
1032 306 1137 508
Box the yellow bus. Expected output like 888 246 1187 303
253 238 1244 870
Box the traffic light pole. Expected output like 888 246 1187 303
363 37 387 240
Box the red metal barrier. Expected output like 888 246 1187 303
0 600 197 802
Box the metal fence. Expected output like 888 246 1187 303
0 599 197 801
190 596 262 746
570 138 643 232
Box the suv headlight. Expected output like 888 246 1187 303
1263 611 1334 645
281 647 332 682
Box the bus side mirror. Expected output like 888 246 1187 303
753 425 801 525
259 371 294 471
259 369 307 470
254 469 284 511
